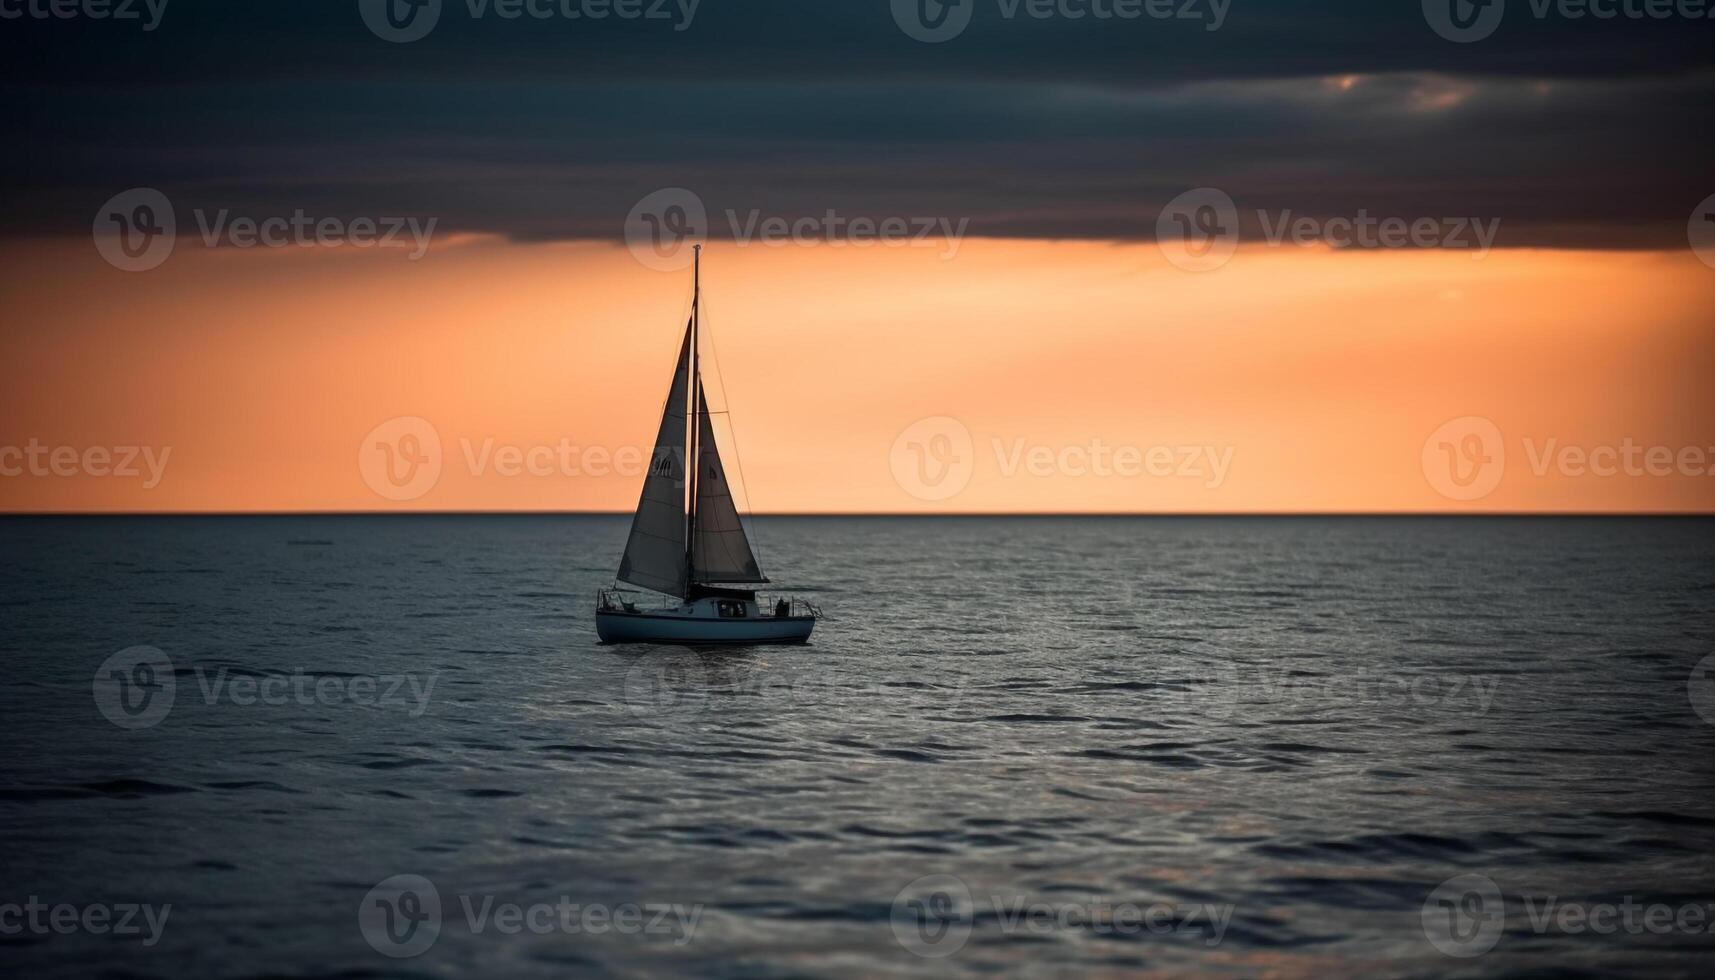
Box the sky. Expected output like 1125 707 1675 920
1 0 1712 513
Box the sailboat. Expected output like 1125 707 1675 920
596 246 820 645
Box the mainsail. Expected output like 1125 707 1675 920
691 381 765 585
616 321 692 596
615 248 767 597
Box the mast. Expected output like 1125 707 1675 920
685 244 701 586
677 245 767 591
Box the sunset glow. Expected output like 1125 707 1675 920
3 237 1711 514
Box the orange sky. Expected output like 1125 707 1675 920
1 237 1712 513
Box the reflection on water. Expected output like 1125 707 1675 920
1 516 1712 977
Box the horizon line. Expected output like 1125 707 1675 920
2 510 1712 519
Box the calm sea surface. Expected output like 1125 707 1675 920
2 516 1713 978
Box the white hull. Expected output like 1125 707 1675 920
596 610 815 645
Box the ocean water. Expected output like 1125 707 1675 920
1 515 1713 978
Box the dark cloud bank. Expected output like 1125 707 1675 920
3 0 1712 249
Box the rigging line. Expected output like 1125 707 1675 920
698 286 767 573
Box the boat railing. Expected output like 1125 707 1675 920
599 589 820 619
760 595 822 619
596 588 661 614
